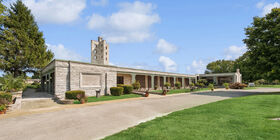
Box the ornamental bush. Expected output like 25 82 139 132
164 82 171 88
121 85 133 94
223 83 229 89
175 82 181 89
110 87 123 96
0 104 6 112
197 79 208 85
272 80 280 85
0 92 12 104
132 81 141 90
0 74 25 92
254 79 267 85
229 83 247 89
65 90 85 100
208 84 214 90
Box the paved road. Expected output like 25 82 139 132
0 89 279 140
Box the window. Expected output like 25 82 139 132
117 76 124 84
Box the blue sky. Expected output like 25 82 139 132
4 0 280 75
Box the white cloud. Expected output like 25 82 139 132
47 44 88 62
87 1 160 43
256 1 265 9
23 0 86 24
224 45 246 60
256 1 280 16
91 0 108 6
158 56 177 72
156 39 177 54
186 58 216 74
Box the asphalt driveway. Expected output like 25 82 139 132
0 88 279 140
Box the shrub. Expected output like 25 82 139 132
208 84 214 90
110 87 123 96
223 83 229 89
76 93 88 104
197 79 208 85
254 79 267 85
0 104 6 112
195 82 205 88
175 82 181 89
272 80 280 85
0 92 12 104
122 85 133 94
0 74 25 92
164 82 171 88
65 90 85 100
117 84 124 87
229 83 248 89
132 81 141 90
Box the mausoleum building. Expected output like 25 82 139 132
41 37 242 99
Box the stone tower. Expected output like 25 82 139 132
91 36 109 65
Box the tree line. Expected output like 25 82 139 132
205 8 280 82
0 0 53 78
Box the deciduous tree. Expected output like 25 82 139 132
242 8 280 81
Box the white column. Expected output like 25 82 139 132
182 77 185 88
131 74 136 83
213 76 218 85
195 77 198 83
151 75 154 89
163 76 166 84
173 77 176 86
189 77 192 85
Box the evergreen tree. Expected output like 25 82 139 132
0 0 53 77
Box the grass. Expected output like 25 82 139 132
244 86 258 90
244 85 280 90
104 93 280 140
151 88 210 94
73 94 142 104
257 85 280 88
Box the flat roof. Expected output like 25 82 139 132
42 59 196 77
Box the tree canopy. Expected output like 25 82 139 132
0 0 53 77
205 60 235 74
241 8 280 81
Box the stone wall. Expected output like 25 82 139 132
54 61 117 99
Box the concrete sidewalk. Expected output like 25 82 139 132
0 89 279 140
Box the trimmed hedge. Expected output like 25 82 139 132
110 87 123 96
117 84 124 87
0 92 12 104
65 90 85 100
122 85 133 94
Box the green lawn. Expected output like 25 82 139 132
258 85 280 88
244 85 280 90
151 88 210 94
104 93 280 140
74 94 142 104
